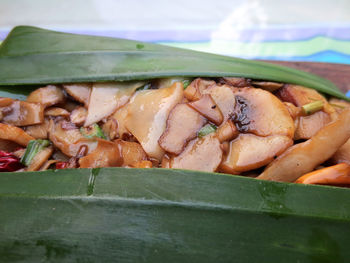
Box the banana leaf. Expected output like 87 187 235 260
1 26 350 262
0 26 348 101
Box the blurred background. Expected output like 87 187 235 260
0 0 350 64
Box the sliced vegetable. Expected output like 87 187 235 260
125 82 184 160
114 139 147 167
198 124 217 138
184 78 215 101
301 100 324 115
70 106 87 126
188 94 223 126
84 81 145 127
296 163 350 185
220 134 292 174
0 99 44 126
202 84 236 122
27 146 53 171
80 124 106 140
331 138 350 165
294 111 331 140
159 103 206 155
44 107 70 117
63 83 91 107
26 85 65 107
25 118 50 139
170 134 223 172
0 123 34 146
20 139 50 166
258 108 350 182
79 139 122 168
215 120 238 143
232 87 295 138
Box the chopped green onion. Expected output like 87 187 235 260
182 79 191 89
80 124 106 139
302 100 324 115
136 83 151 91
330 103 346 109
198 124 217 138
20 139 50 166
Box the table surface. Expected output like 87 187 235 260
1 0 350 64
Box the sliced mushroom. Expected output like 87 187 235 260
220 77 250 87
1 100 44 126
114 139 147 167
0 123 34 146
44 107 70 117
63 83 92 107
169 134 223 172
276 85 327 107
232 88 294 138
110 104 130 139
25 118 50 139
329 98 350 113
188 94 223 126
125 82 184 160
201 84 236 122
215 120 238 143
27 146 54 171
48 119 97 157
220 134 292 174
283 102 301 120
331 138 350 165
70 106 87 126
184 78 216 101
252 81 283 92
294 111 331 140
84 81 145 127
258 108 350 182
27 85 65 107
101 118 118 140
159 103 206 155
79 139 122 168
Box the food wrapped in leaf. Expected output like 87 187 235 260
1 26 350 262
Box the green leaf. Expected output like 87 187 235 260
0 26 348 101
0 168 350 261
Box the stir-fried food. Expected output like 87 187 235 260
1 78 350 188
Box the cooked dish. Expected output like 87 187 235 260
1 77 350 187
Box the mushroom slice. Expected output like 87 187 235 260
63 83 91 107
294 111 331 140
329 98 350 113
188 94 223 126
110 104 130 139
258 108 350 182
251 81 283 92
0 123 34 146
215 120 238 143
276 84 327 107
1 100 44 126
202 84 236 122
331 138 350 165
159 103 206 155
220 134 292 174
233 88 294 138
44 107 70 117
220 77 250 87
25 118 50 139
48 119 96 157
114 139 147 167
170 134 223 172
184 78 216 101
79 139 122 168
84 81 145 127
125 82 184 160
27 85 65 107
70 106 87 126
